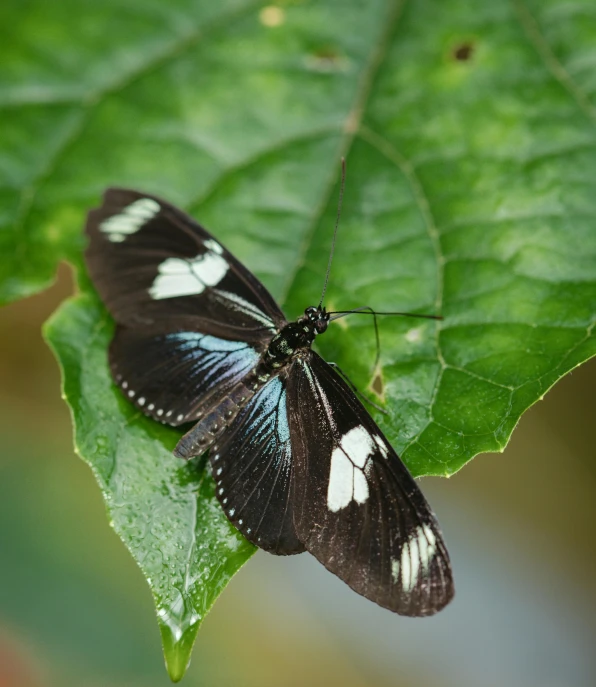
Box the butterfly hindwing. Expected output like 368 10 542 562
85 188 286 338
109 326 264 425
287 352 454 616
210 374 305 554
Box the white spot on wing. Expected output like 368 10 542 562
204 238 224 254
343 425 375 468
373 434 389 458
399 524 439 592
419 523 438 565
404 537 420 593
353 469 369 503
100 198 160 242
327 451 354 512
149 252 228 300
391 558 400 584
401 541 413 592
301 360 336 432
213 289 275 330
327 425 376 512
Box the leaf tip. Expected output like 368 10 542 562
160 618 200 683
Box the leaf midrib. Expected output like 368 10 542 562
278 0 409 306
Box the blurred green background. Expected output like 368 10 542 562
1 265 595 686
3 0 596 683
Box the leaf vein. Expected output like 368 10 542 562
357 126 448 458
278 0 410 306
513 0 596 126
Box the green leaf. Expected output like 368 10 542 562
43 294 255 680
4 0 596 679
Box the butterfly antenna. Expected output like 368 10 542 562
329 309 443 321
319 157 346 308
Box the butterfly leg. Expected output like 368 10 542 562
354 305 381 373
331 305 382 374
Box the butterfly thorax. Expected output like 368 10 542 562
173 306 328 459
264 306 329 370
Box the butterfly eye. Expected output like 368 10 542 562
305 306 318 321
315 319 328 334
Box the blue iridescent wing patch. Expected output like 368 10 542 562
210 374 304 554
109 327 261 425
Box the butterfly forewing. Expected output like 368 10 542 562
288 352 454 616
85 188 287 426
85 188 286 337
210 374 305 554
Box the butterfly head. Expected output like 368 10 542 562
303 306 330 335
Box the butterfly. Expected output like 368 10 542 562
84 186 454 617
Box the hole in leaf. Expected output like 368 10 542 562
370 369 385 399
305 46 347 72
452 41 474 62
313 46 339 62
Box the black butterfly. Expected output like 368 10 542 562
85 187 454 616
